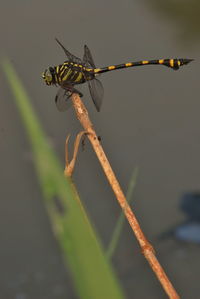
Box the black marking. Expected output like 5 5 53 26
53 196 65 215
60 66 70 81
173 59 179 70
180 58 194 65
66 69 74 82
54 66 61 83
71 70 80 82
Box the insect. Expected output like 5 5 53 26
42 39 193 112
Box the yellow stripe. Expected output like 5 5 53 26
108 65 115 70
170 59 174 67
60 64 65 71
125 63 133 67
56 66 60 74
93 68 101 73
177 60 181 67
142 60 149 64
60 66 68 77
74 72 83 82
72 71 77 80
55 73 59 84
159 59 164 64
62 69 72 81
55 66 61 83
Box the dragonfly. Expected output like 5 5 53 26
42 39 193 112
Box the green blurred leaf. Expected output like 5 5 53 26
2 60 125 299
107 168 138 259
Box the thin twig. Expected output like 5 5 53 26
69 93 180 299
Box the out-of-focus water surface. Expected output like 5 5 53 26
0 1 199 298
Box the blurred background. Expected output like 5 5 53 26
0 0 200 298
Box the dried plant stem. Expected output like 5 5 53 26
64 131 87 176
70 93 179 299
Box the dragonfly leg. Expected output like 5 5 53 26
72 87 83 98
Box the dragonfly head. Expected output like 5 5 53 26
42 67 56 85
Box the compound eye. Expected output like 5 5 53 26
42 70 47 79
46 69 53 81
42 68 53 85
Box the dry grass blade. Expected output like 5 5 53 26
64 131 87 176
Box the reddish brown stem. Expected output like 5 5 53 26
69 93 180 299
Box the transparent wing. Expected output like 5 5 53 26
83 44 96 68
55 88 72 112
55 38 82 64
87 78 104 112
83 45 104 111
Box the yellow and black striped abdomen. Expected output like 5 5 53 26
91 58 193 74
